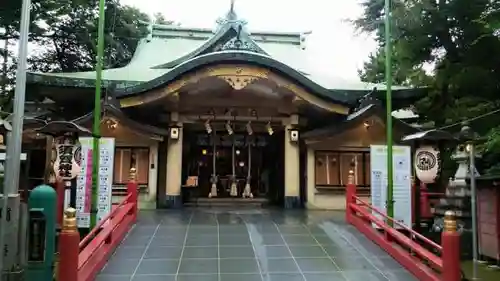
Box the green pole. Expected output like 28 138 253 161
91 0 106 229
384 0 394 227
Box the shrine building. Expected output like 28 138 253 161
23 7 422 209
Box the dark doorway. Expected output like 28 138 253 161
182 131 283 204
264 131 285 206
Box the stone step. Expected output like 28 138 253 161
186 198 269 208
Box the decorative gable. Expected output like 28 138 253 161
214 35 263 53
150 4 270 69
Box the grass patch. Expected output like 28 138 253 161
462 260 500 280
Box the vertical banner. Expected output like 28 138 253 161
84 150 92 216
76 137 115 228
370 145 412 229
97 138 115 222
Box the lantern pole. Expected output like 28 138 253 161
384 0 394 226
468 142 478 280
0 0 31 276
464 125 478 281
91 0 106 229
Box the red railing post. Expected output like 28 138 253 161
441 210 461 281
58 208 79 281
55 178 65 226
345 170 356 223
126 167 138 221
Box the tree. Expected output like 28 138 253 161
153 12 178 25
28 1 151 72
358 48 431 87
1 0 165 109
354 0 500 173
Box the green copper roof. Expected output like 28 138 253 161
27 8 423 105
27 26 306 83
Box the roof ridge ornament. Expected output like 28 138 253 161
146 17 154 41
227 0 237 21
215 0 247 32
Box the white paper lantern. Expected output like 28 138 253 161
53 136 81 180
414 145 440 184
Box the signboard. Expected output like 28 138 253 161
27 210 46 262
76 138 115 228
370 145 412 229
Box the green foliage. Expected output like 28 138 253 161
27 1 151 72
355 0 500 174
0 0 162 106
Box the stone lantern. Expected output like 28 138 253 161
440 124 479 219
429 124 479 260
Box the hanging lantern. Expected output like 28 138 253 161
414 145 440 184
53 133 82 180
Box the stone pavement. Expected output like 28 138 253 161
97 209 417 281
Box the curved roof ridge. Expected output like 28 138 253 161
303 102 421 139
150 22 269 69
114 50 350 106
152 23 212 33
70 99 169 139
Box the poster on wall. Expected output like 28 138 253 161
370 145 412 230
76 137 115 228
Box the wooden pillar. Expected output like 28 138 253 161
284 115 300 208
165 120 183 208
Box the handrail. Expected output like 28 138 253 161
57 173 139 281
78 202 134 269
350 203 443 270
353 195 442 251
79 193 132 249
345 180 462 281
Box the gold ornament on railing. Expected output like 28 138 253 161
347 170 354 184
443 210 457 232
129 167 137 181
62 208 77 233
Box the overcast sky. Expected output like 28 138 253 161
120 0 377 80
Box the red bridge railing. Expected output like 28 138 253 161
57 172 139 281
345 173 461 281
